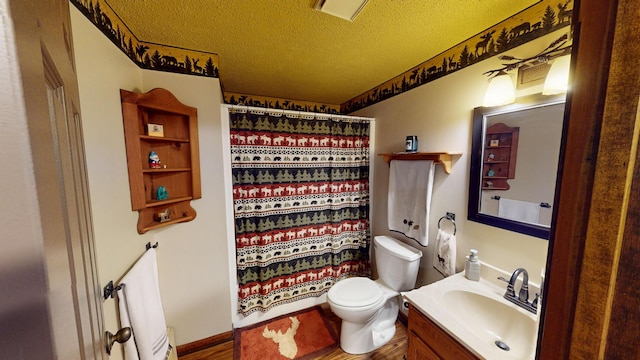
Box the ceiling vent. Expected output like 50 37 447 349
313 0 370 21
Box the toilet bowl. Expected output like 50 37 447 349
327 235 423 354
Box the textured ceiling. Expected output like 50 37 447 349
104 0 539 105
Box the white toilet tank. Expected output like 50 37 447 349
374 235 423 291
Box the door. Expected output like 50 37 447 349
4 0 105 358
539 0 640 358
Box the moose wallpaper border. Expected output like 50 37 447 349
340 0 573 113
71 0 572 115
71 0 220 77
224 92 341 114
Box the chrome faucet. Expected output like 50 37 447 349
498 268 537 314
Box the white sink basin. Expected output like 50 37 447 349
442 289 537 359
403 268 540 359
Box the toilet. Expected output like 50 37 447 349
327 235 423 354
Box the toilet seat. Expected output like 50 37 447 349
328 277 384 308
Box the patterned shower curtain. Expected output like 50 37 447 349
229 109 371 315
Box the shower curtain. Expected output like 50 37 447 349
229 109 371 315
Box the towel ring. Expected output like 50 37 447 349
437 215 457 235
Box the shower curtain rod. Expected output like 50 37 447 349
222 103 374 122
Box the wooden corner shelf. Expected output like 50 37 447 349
378 152 461 174
482 123 519 190
121 88 201 234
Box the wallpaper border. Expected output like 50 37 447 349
340 0 572 113
70 0 572 115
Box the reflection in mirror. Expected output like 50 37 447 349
468 93 566 239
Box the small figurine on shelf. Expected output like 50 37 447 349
488 152 495 161
488 169 495 177
486 181 494 188
156 186 168 200
155 208 171 223
149 150 161 169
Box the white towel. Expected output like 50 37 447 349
498 198 540 224
433 229 457 277
117 249 171 360
388 160 435 246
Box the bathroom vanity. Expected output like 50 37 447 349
407 303 478 359
404 264 540 360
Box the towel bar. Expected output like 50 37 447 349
103 280 123 300
490 196 551 208
437 213 457 235
103 242 158 299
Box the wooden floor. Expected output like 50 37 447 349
178 304 408 359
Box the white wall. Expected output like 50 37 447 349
142 71 232 343
71 7 231 356
71 10 143 359
352 32 567 287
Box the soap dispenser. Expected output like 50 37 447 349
465 249 481 281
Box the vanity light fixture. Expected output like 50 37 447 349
483 71 516 107
542 55 571 95
483 34 572 105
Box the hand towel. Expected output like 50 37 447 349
498 198 540 224
117 249 172 360
388 160 435 246
433 229 457 277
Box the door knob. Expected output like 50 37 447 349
105 327 132 354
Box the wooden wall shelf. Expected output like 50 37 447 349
482 123 519 190
121 88 201 234
378 152 460 174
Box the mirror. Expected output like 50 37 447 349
468 93 566 239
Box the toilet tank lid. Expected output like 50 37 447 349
374 236 423 261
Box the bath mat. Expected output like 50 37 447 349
234 306 338 360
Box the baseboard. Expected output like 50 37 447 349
398 311 408 326
176 331 234 356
